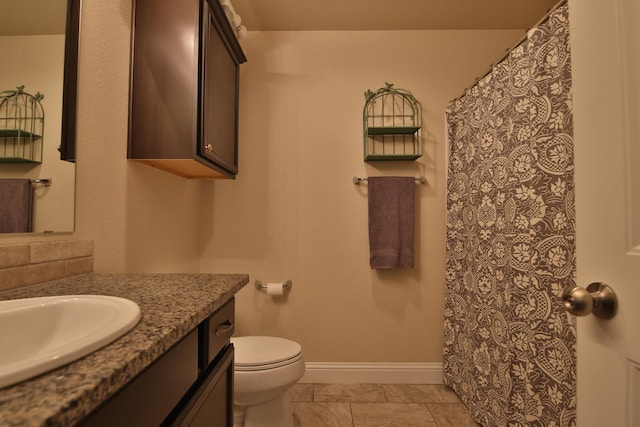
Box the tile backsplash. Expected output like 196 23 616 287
0 240 93 291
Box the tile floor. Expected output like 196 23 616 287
289 383 480 427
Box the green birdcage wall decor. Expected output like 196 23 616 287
0 86 45 163
363 82 422 161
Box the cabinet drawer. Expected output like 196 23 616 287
80 330 199 427
203 298 235 367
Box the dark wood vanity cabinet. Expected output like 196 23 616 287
128 0 246 179
79 298 236 427
169 297 236 426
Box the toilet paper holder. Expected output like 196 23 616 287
255 280 293 291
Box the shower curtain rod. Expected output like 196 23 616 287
448 0 568 104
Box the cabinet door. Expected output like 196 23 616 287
79 331 199 427
200 0 240 175
172 344 234 427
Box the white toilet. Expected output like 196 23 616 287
230 336 305 427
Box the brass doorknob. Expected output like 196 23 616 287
562 282 618 319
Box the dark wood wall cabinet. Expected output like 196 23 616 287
128 0 247 179
79 298 236 427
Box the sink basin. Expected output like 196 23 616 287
0 295 141 389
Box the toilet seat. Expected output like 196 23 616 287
232 336 303 371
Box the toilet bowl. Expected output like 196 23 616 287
231 336 305 427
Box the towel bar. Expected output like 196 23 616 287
353 176 426 185
30 178 52 186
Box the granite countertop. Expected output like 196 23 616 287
0 272 249 427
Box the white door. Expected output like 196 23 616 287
570 0 640 425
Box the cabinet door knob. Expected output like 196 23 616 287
204 144 213 151
562 282 618 319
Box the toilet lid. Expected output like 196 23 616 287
231 336 302 368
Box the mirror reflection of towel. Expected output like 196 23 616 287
0 179 33 233
367 176 415 269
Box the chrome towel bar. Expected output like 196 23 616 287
352 176 426 185
30 178 52 186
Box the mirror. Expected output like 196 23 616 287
0 0 79 233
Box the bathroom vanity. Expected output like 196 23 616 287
0 273 248 427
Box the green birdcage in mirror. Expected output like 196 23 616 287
363 82 422 161
0 86 45 163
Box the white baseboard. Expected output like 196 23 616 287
298 362 443 384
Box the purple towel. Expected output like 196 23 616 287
368 176 415 269
0 179 33 233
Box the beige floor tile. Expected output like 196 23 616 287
427 403 481 427
292 402 354 427
314 384 387 403
287 384 476 427
385 384 462 403
351 403 438 427
290 383 315 402
382 384 412 403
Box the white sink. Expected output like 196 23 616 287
0 295 141 389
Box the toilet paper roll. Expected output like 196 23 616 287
266 282 284 296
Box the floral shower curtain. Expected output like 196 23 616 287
444 3 576 427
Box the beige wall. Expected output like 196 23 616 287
0 0 521 363
71 0 204 273
198 30 521 363
0 0 202 273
